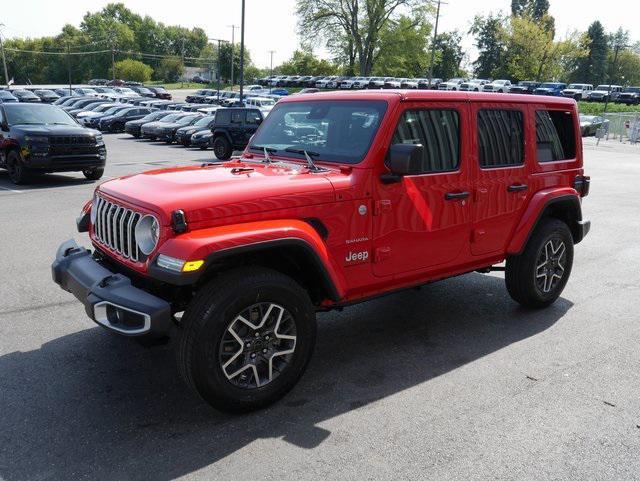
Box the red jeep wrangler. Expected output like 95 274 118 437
52 91 590 412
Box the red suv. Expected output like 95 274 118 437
52 91 590 413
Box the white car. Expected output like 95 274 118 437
562 84 593 100
316 76 338 89
483 80 512 93
197 106 220 115
438 78 466 90
112 87 139 98
587 85 623 102
459 79 489 91
340 77 367 89
75 103 118 120
245 97 276 115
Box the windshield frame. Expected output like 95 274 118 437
4 104 79 126
248 99 388 165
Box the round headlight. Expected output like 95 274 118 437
135 215 159 256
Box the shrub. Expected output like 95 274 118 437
113 59 153 83
155 57 184 83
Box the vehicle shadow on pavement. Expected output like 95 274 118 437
0 171 96 191
0 273 571 481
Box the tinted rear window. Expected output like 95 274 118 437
536 110 576 162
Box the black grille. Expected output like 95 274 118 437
50 135 96 145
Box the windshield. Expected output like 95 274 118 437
595 85 610 91
15 90 39 98
194 116 215 126
154 87 167 93
103 106 126 115
0 91 16 99
540 83 560 88
249 100 387 164
624 87 640 93
176 115 200 125
161 113 185 123
5 104 76 126
137 88 153 94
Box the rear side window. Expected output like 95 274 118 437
245 110 262 125
216 110 231 124
392 109 460 173
536 110 576 162
477 109 524 168
231 111 243 124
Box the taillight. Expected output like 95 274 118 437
573 175 590 197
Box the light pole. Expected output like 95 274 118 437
227 24 239 87
427 0 445 89
209 38 227 99
0 24 10 89
268 50 276 94
67 39 72 96
239 0 245 103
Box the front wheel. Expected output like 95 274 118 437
505 219 574 308
83 167 104 180
177 267 316 413
6 150 33 185
212 136 232 160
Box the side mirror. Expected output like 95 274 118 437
382 143 424 183
1 120 10 131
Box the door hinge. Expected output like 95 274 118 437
374 199 392 216
374 246 392 263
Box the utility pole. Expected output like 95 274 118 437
67 39 72 96
111 42 116 81
268 50 275 94
0 24 10 89
209 38 226 100
180 37 186 87
427 0 443 89
239 0 246 103
227 24 239 87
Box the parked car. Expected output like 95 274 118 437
340 77 368 89
12 90 42 103
147 86 172 100
0 90 18 103
268 76 288 87
191 75 209 84
76 103 119 124
175 115 217 146
73 88 99 96
579 115 609 136
561 84 593 100
616 87 640 105
111 87 138 98
92 87 117 95
400 79 419 89
106 79 125 86
315 76 338 89
68 100 111 117
0 103 106 183
124 110 174 138
438 78 466 90
244 97 276 116
534 82 567 96
31 89 60 103
140 112 193 140
190 129 213 149
63 97 104 113
417 78 442 89
54 88 75 97
460 79 489 91
384 78 402 89
509 81 540 94
483 80 512 93
130 86 156 98
98 107 154 133
186 89 217 103
88 79 109 85
211 107 263 160
82 105 134 128
153 113 203 143
53 90 590 413
297 88 320 94
588 85 623 102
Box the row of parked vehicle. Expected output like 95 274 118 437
0 84 172 105
256 74 640 105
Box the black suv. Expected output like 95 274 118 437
98 107 154 133
0 103 106 184
211 108 263 160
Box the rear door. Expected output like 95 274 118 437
470 103 531 255
372 101 472 277
243 110 262 143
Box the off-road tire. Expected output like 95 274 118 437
177 267 316 413
83 167 104 181
6 150 33 185
505 218 574 309
212 136 232 160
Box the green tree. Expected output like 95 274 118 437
113 59 153 82
470 14 507 79
431 31 464 79
155 57 183 82
278 50 338 76
373 14 431 77
296 0 433 76
572 21 608 85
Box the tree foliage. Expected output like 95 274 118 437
155 57 184 83
571 21 609 85
277 50 338 76
373 14 431 77
296 0 432 76
430 32 465 80
113 59 153 82
470 14 508 79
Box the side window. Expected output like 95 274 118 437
477 109 524 168
536 110 576 162
245 110 262 125
216 110 231 125
392 109 460 173
231 111 243 124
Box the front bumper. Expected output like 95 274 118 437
24 148 106 172
52 240 172 337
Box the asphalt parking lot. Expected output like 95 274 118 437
1 134 639 481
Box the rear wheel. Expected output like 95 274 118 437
177 267 316 413
83 167 104 180
6 150 33 185
505 219 574 308
213 136 232 160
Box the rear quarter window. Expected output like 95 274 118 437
536 110 576 162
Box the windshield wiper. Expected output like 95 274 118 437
248 145 278 163
284 148 327 172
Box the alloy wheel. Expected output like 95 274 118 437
535 239 567 293
218 302 297 389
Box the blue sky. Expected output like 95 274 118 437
1 0 638 68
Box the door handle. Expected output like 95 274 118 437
445 191 470 201
507 184 528 193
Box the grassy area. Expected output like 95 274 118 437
577 101 640 115
146 80 235 90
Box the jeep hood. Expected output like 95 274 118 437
98 160 339 226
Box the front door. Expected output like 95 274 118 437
469 105 530 255
372 102 472 278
